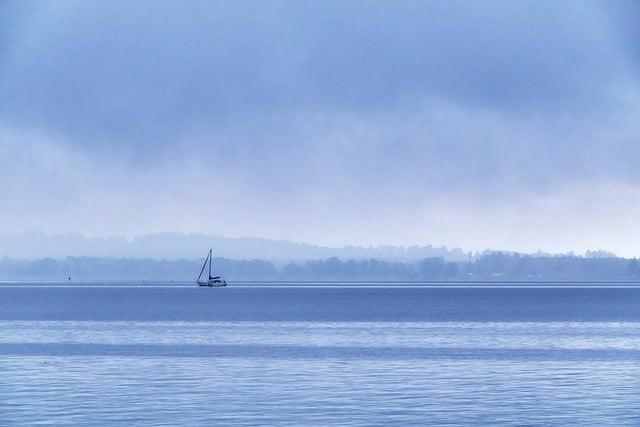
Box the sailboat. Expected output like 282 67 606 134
197 249 227 287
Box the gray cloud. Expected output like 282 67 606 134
0 0 639 255
1 1 635 145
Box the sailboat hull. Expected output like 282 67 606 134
197 280 227 287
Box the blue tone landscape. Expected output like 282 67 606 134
1 0 639 425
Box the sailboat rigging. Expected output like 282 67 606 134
197 249 227 287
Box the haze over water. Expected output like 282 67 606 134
2 1 640 425
2 284 640 425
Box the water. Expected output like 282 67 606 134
1 284 640 425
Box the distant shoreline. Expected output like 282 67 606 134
1 254 639 282
2 280 640 288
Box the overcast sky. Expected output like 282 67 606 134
0 0 639 255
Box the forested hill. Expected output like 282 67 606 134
1 253 639 281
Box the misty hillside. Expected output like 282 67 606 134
0 231 468 262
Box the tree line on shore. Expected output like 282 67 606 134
1 252 639 281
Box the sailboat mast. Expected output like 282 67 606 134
208 249 212 279
197 252 208 282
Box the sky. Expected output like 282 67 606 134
0 0 639 256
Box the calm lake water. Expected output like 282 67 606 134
1 284 640 425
